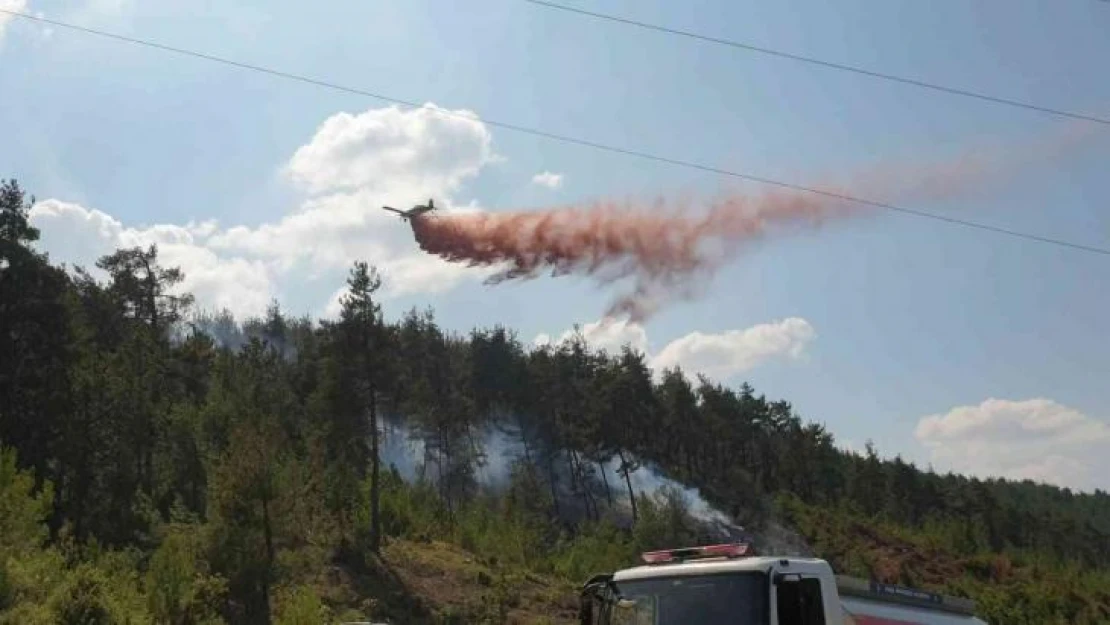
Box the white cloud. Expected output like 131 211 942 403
29 102 500 319
286 103 495 196
321 285 349 320
535 317 648 355
535 317 815 382
914 398 1110 492
531 171 563 189
31 199 275 319
0 0 29 41
652 318 815 379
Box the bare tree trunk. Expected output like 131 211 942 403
618 449 638 523
570 450 596 521
369 383 381 554
261 492 275 625
567 450 584 519
516 415 533 465
598 460 613 508
546 450 561 519
439 425 454 518
419 442 430 482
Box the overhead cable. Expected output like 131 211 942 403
1 8 1108 257
522 0 1110 128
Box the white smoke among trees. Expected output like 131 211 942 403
374 416 808 552
186 302 814 556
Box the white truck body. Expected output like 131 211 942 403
579 543 989 625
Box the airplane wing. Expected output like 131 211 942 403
381 206 408 216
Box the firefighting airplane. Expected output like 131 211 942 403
381 199 437 222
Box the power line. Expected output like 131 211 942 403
522 0 1110 128
2 8 1108 258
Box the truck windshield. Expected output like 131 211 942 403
607 572 767 625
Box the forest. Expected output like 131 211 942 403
2 177 1109 624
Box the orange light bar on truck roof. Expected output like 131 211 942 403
640 542 754 564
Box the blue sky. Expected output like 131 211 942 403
2 0 1108 491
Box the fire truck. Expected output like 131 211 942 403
578 542 990 625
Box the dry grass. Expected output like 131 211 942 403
309 538 579 624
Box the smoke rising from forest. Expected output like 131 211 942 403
410 122 1095 322
183 313 762 541
374 416 811 550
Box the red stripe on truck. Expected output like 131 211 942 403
851 617 923 625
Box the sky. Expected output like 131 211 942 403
1 0 1108 492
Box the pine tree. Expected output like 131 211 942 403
338 261 387 553
0 179 74 524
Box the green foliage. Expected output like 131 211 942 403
271 585 331 625
370 468 443 542
0 448 61 621
48 562 150 625
145 525 226 625
0 178 40 244
1 176 1108 623
780 494 1110 625
547 522 635 582
630 486 699 551
0 536 152 625
0 447 53 555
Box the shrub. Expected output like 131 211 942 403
272 585 331 625
145 525 227 625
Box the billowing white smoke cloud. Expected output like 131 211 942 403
376 416 812 554
378 418 740 522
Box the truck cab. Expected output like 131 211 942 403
579 542 989 625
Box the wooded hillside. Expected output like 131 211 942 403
2 179 1108 624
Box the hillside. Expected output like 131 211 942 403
2 177 1109 624
295 537 578 624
